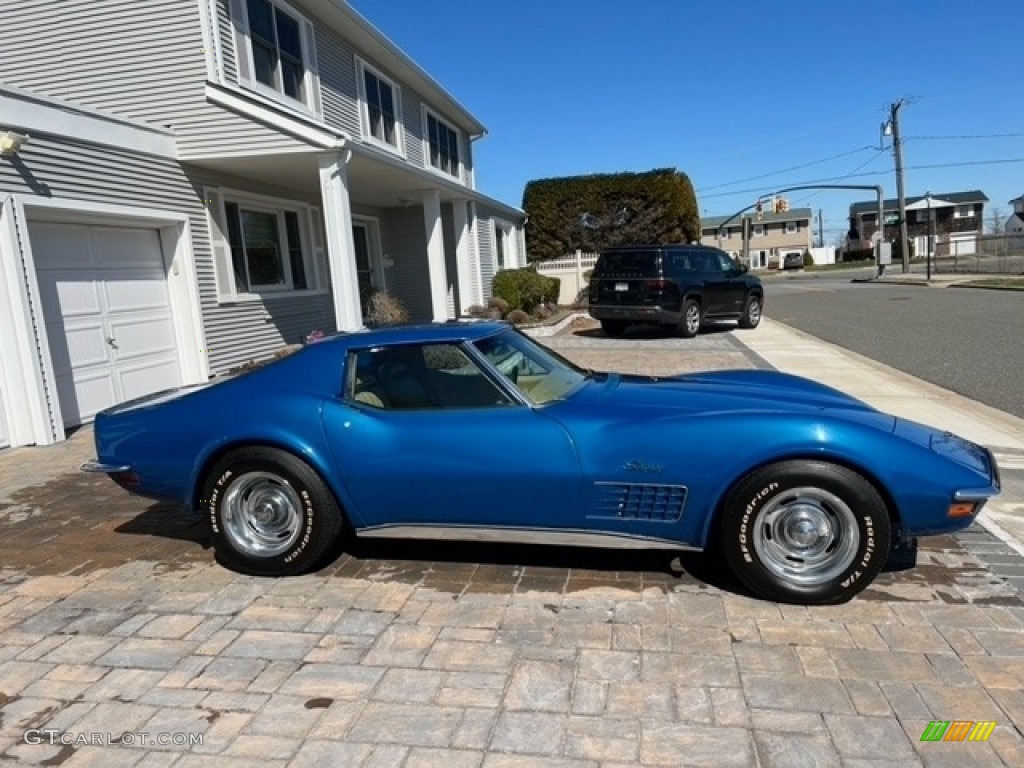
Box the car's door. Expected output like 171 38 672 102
321 342 583 531
705 252 748 315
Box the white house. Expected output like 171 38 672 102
0 0 526 449
1006 195 1024 243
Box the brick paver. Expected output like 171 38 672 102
1 322 1023 765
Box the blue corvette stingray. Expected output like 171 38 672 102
84 322 1000 604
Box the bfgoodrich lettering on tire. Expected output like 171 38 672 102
720 460 891 604
201 446 343 576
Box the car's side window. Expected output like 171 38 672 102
347 344 514 410
717 253 735 273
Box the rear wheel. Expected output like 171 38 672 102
720 461 891 604
679 298 701 338
601 319 628 337
738 293 762 329
201 447 343 576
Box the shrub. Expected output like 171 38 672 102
803 251 815 267
487 296 509 316
465 304 488 318
505 309 530 325
492 268 552 313
364 290 410 327
544 276 560 305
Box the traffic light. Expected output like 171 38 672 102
756 200 763 221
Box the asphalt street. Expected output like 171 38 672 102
762 272 1024 419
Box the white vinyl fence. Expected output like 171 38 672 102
535 250 599 305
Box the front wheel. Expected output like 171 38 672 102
201 447 343 576
720 461 891 604
737 294 762 329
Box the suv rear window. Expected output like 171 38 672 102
592 251 658 276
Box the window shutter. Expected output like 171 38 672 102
308 207 328 291
302 19 323 116
204 187 238 302
229 0 253 85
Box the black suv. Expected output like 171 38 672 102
588 245 763 337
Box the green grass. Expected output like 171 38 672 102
954 277 1024 290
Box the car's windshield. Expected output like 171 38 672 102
473 329 587 405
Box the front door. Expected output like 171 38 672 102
322 341 582 530
352 222 376 315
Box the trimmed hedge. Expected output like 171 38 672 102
492 268 558 312
522 168 700 262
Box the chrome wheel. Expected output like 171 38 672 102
752 487 859 586
222 471 303 558
684 303 701 335
746 298 761 326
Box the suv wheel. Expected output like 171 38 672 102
679 299 701 338
738 294 762 329
601 320 628 337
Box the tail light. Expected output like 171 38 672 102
644 280 670 292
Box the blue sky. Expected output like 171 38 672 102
352 0 1024 245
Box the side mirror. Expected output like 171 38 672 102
734 262 749 274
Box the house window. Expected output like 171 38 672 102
785 221 797 234
360 61 400 149
245 0 306 103
719 229 729 240
426 112 460 177
753 224 765 237
223 201 310 292
493 220 517 269
954 204 972 218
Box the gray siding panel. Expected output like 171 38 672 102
402 87 425 168
476 209 497 301
316 27 362 136
1 134 337 374
381 208 432 321
2 0 205 125
442 204 458 318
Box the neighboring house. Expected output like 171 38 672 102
0 0 525 449
1006 195 1024 242
848 191 987 258
700 206 813 269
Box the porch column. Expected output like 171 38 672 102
452 199 474 314
317 152 363 332
468 201 484 304
421 189 449 321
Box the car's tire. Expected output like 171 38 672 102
738 293 762 329
679 298 701 338
201 446 343 576
720 460 891 604
601 319 628 337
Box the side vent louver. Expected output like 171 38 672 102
588 482 687 522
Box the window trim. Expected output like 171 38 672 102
421 106 463 180
232 0 322 117
753 224 765 237
785 221 798 234
208 187 325 303
356 57 404 155
954 204 973 219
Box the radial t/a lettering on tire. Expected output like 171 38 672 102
720 460 891 604
201 446 343 576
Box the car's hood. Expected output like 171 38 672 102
590 369 880 418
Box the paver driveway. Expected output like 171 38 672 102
1 320 1022 767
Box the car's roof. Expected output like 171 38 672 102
316 320 508 349
601 244 724 253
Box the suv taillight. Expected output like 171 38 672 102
644 280 670 292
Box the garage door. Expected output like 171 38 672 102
31 222 182 428
0 384 9 448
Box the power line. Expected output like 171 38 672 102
907 133 1024 141
697 147 877 192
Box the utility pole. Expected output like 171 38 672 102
888 99 910 273
817 208 824 248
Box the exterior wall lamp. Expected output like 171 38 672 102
0 131 30 157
